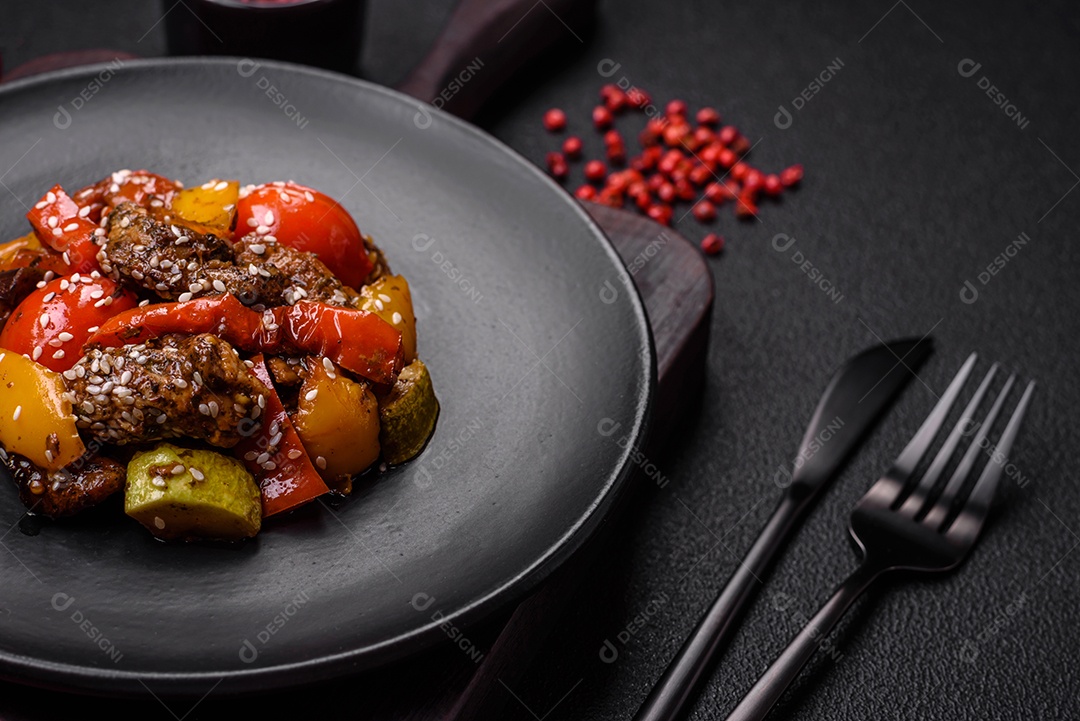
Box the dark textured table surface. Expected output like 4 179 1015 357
2 1 1078 719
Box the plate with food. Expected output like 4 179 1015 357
0 59 653 695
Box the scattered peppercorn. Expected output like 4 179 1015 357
701 233 724 255
584 160 607 183
541 87 803 254
543 108 567 132
562 136 583 159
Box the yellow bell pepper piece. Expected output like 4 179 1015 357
169 179 240 233
361 275 417 363
0 350 84 470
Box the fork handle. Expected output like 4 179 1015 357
724 563 883 721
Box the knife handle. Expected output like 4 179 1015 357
633 493 805 721
396 0 597 120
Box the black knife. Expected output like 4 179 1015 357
633 337 933 721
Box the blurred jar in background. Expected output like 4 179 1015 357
164 0 365 74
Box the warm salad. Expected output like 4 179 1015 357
0 170 438 541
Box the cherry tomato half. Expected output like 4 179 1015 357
0 274 138 372
234 182 372 290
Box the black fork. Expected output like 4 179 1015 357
726 354 1036 721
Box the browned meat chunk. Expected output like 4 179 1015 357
0 266 46 333
234 235 362 307
101 203 285 306
64 333 269 448
362 233 392 285
3 451 125 518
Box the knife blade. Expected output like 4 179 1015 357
633 336 933 721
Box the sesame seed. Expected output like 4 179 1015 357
171 464 185 475
249 243 265 255
258 394 266 408
256 452 270 465
193 372 204 386
153 516 166 529
209 401 219 418
178 292 193 302
156 414 167 424
78 206 91 218
304 191 315 202
316 456 327 470
190 467 205 481
374 299 384 311
58 331 74 342
81 401 95 414
152 477 167 488
45 449 54 463
213 280 226 293
119 216 131 228
247 217 258 227
87 326 99 333
175 378 188 389
287 449 303 460
264 461 277 471
379 294 392 303
264 211 274 225
120 370 133 385
304 389 319 402
63 222 79 233
63 369 77 380
43 292 56 302
249 263 259 276
47 216 58 228
199 403 209 416
269 432 283 447
90 289 104 300
52 228 62 237
392 311 403 324
214 180 229 192
52 350 65 360
32 346 42 361
39 313 50 328
12 406 21 421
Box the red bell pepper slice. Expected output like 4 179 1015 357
27 184 101 274
86 296 403 384
235 354 329 516
271 302 403 385
86 293 268 349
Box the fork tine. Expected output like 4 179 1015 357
897 363 999 518
875 353 977 502
943 380 1035 545
922 374 1015 529
857 354 978 510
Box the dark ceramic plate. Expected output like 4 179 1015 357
0 59 653 696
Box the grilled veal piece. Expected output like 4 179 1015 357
101 203 285 306
64 333 269 448
4 450 125 518
234 235 362 307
